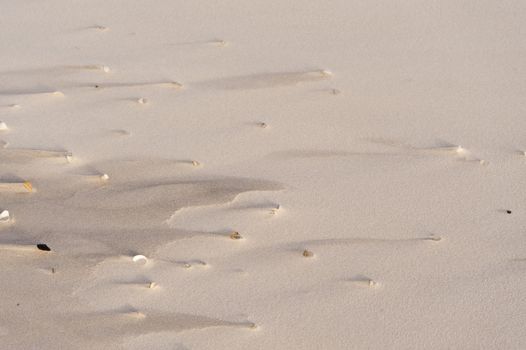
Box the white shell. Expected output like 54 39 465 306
0 121 8 131
132 255 148 264
0 210 10 222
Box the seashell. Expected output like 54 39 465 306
132 255 148 265
0 210 10 223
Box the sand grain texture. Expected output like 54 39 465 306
1 0 526 349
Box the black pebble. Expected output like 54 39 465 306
506 210 512 214
36 244 51 251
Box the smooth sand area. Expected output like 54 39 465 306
1 1 526 349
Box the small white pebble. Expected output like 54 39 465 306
102 65 110 73
137 98 148 104
455 145 465 154
0 121 8 131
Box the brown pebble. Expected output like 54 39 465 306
302 249 313 257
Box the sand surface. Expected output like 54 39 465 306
1 1 526 349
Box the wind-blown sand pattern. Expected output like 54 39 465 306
197 70 332 90
1 1 526 349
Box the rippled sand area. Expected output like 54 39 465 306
1 1 526 349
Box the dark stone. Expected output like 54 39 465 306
36 244 51 251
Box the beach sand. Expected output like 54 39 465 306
1 1 526 349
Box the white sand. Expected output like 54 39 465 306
1 1 526 349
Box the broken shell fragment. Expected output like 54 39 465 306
229 231 242 240
0 121 8 131
270 204 280 215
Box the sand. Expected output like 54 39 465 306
1 1 526 349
